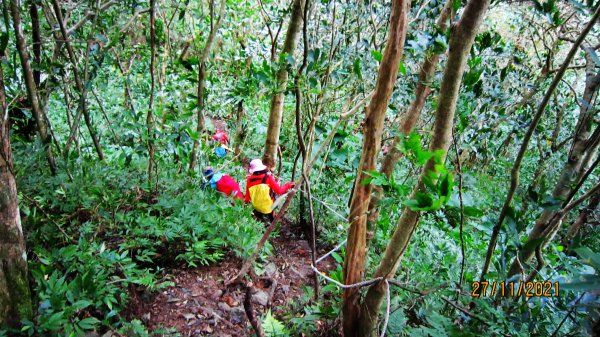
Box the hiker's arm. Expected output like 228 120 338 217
267 175 293 195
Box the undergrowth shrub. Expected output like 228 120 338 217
12 152 265 335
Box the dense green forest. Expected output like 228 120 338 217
1 0 600 336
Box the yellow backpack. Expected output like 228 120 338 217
248 175 273 214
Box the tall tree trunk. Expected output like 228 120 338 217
262 0 305 169
10 0 57 174
0 38 33 327
358 0 490 335
508 47 600 276
367 0 453 243
480 6 600 280
188 0 226 172
342 1 410 335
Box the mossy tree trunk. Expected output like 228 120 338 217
0 36 33 327
357 0 490 334
262 0 305 169
341 0 410 335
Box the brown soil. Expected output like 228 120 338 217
127 223 338 336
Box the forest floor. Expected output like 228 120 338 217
126 220 337 336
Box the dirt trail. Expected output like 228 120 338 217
129 223 336 336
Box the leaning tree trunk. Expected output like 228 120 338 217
51 0 104 160
342 1 410 335
358 0 490 335
508 47 600 276
10 0 57 174
0 40 33 327
367 0 453 243
262 0 305 169
188 0 226 172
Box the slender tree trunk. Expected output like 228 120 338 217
29 0 41 87
0 39 33 327
188 0 226 172
51 0 104 160
262 0 305 169
342 1 410 335
10 0 57 174
234 100 246 156
358 1 490 335
114 52 135 111
367 0 452 243
521 103 568 214
480 6 600 280
507 48 600 276
147 0 157 183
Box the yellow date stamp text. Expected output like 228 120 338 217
471 281 559 297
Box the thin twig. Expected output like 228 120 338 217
441 297 489 324
550 293 585 337
244 284 266 337
21 193 71 241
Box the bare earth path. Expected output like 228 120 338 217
127 223 337 336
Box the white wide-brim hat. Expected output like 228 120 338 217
249 158 267 173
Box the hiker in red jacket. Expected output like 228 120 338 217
203 167 244 200
212 129 230 145
245 159 294 222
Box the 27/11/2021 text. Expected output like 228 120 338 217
471 281 559 297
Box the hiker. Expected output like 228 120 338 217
213 144 231 158
203 167 244 200
212 129 231 158
245 159 294 222
212 129 230 145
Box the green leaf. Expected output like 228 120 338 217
438 173 453 199
404 192 435 211
452 0 461 11
575 247 600 270
78 317 100 330
371 50 383 62
401 132 422 155
463 206 483 217
262 310 289 337
415 192 434 207
415 149 433 165
353 59 362 80
398 61 406 75
361 170 389 186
